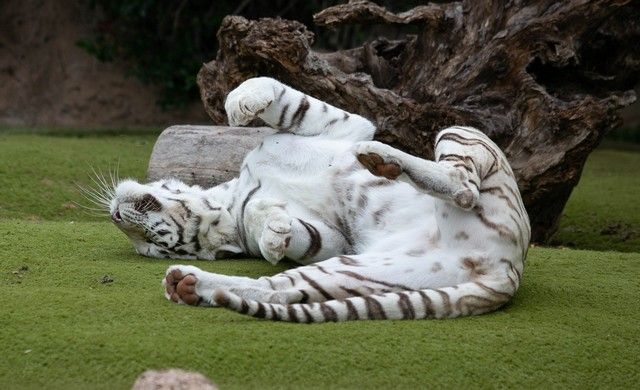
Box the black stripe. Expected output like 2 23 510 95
338 256 360 266
418 291 434 317
473 205 518 245
298 218 322 259
364 296 387 320
479 186 521 216
239 300 250 314
345 300 359 320
397 292 416 319
167 198 193 217
340 286 363 297
298 289 310 303
238 182 262 252
284 274 296 286
320 303 338 322
325 118 338 128
277 104 289 128
169 215 185 247
287 305 299 322
255 302 267 318
436 289 451 317
475 282 512 300
203 198 221 211
335 270 414 291
270 304 281 321
437 153 480 174
437 133 500 178
149 221 165 230
286 96 310 130
192 216 202 252
301 305 314 322
299 272 334 300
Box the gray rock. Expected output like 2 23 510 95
147 125 276 188
132 369 217 390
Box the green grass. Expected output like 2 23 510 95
1 131 639 389
0 131 157 221
551 148 640 252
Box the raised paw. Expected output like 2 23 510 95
224 78 275 126
354 141 403 180
259 217 292 265
162 265 215 306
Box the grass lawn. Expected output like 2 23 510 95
1 129 639 389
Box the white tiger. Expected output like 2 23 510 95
109 77 530 322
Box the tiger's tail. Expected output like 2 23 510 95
212 277 517 323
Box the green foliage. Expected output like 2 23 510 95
78 1 234 109
77 0 425 109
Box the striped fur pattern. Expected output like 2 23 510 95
110 77 530 322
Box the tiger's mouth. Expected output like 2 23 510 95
111 210 122 223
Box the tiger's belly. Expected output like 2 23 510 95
241 133 443 254
242 133 358 211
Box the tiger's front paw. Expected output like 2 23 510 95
259 216 292 265
354 141 404 180
225 78 275 126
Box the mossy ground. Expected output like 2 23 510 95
1 130 638 389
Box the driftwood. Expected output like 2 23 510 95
193 0 639 242
147 126 275 185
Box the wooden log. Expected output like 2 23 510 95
147 125 276 187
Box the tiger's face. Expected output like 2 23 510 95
109 179 241 260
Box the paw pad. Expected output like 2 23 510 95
164 270 201 306
357 153 403 180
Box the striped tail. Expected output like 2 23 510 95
212 279 516 323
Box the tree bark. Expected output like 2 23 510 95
196 0 640 242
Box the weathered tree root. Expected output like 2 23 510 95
197 1 640 242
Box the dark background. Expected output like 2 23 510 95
0 0 638 142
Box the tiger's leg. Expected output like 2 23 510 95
163 219 352 306
162 265 271 306
164 250 517 312
243 198 351 265
253 249 497 304
225 77 375 142
353 128 493 209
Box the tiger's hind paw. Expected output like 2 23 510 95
163 265 215 306
354 141 403 180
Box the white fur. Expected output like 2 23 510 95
111 77 531 321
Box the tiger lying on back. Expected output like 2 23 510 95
109 77 530 322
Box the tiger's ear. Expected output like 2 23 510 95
215 244 243 259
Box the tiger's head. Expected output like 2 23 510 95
108 179 242 260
